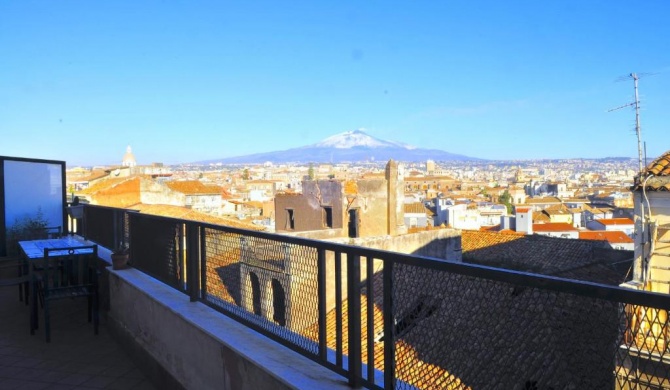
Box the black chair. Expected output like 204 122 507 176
31 245 99 342
44 226 63 238
0 255 30 304
3 226 62 303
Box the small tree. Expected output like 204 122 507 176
308 163 315 180
5 208 49 256
242 168 250 180
498 190 513 214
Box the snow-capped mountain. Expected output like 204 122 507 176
199 129 480 164
311 129 416 150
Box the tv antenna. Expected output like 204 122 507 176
607 72 655 173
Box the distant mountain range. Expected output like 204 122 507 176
200 129 480 164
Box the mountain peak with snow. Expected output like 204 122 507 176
310 129 416 150
198 128 480 164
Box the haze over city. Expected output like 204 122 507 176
1 1 669 166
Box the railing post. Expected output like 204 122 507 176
317 248 327 361
200 226 207 299
186 223 200 302
348 253 362 388
335 251 343 368
383 262 395 390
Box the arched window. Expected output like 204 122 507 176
249 272 262 316
271 279 286 326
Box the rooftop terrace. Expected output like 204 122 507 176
3 155 670 389
0 285 156 389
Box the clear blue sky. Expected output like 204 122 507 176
1 1 669 166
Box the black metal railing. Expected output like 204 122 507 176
79 204 670 390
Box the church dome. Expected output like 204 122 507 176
122 145 137 167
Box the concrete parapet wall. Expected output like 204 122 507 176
333 228 462 262
106 268 351 390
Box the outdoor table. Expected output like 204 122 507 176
18 237 97 334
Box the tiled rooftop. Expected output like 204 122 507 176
532 222 576 232
645 150 670 176
579 230 633 244
166 180 222 195
0 286 156 390
594 218 634 226
461 230 632 284
632 150 670 191
128 203 264 230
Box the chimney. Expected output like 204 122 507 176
500 215 516 231
514 207 533 235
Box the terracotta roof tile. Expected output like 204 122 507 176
631 150 670 191
594 218 634 226
645 150 670 176
78 177 132 195
579 231 633 244
525 197 561 204
532 223 576 232
461 230 631 283
166 180 222 195
404 202 429 214
130 204 264 230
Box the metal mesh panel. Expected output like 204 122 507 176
382 263 669 390
129 214 183 292
202 227 320 354
83 206 116 249
616 304 670 389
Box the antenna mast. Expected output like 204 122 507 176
608 72 644 173
633 73 642 173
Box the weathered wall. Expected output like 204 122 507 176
140 179 186 207
634 191 670 289
351 179 388 237
92 177 142 208
279 229 345 240
275 180 344 233
339 229 462 261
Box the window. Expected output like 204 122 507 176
323 206 333 228
249 272 262 316
285 209 295 230
348 209 359 238
271 279 286 326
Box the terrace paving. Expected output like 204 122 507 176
0 285 156 390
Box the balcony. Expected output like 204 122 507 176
0 283 157 389
61 203 670 389
3 156 670 389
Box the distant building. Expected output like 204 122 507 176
426 159 435 175
274 160 407 238
586 217 635 238
121 145 137 168
579 231 634 251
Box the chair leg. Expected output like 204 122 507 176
44 300 50 343
30 281 37 334
93 292 99 335
23 281 29 306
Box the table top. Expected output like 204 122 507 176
18 237 96 259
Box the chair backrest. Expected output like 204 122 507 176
0 255 29 287
44 226 63 239
40 245 98 290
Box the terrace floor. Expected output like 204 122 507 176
0 285 157 390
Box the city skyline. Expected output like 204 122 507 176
1 1 669 166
